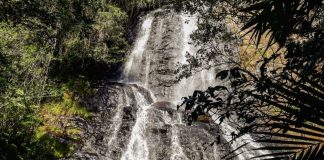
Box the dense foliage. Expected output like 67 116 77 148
177 0 324 159
0 0 177 159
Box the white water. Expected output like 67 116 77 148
123 15 154 83
107 88 128 147
180 14 198 63
121 15 157 160
121 87 153 160
173 14 199 100
174 14 218 100
170 113 189 160
156 111 188 160
144 53 151 88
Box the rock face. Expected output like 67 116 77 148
68 7 244 160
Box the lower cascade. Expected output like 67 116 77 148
69 8 268 160
69 84 227 160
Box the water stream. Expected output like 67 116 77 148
121 86 153 160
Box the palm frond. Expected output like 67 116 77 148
249 121 324 160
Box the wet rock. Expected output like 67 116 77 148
151 101 176 115
122 107 136 120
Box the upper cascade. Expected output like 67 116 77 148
120 9 229 101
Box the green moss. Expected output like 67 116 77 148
43 100 90 119
34 133 74 159
42 81 92 119
33 79 92 159
63 77 94 97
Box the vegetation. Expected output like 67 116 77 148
0 0 176 159
177 0 324 159
34 85 91 159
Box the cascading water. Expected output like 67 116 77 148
106 89 128 150
121 86 153 160
69 7 269 160
122 15 154 84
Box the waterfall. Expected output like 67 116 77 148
118 10 225 160
173 14 219 100
170 113 188 160
121 86 153 160
180 14 198 63
122 15 154 83
107 89 128 148
70 8 269 160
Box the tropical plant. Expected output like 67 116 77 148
177 0 324 159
